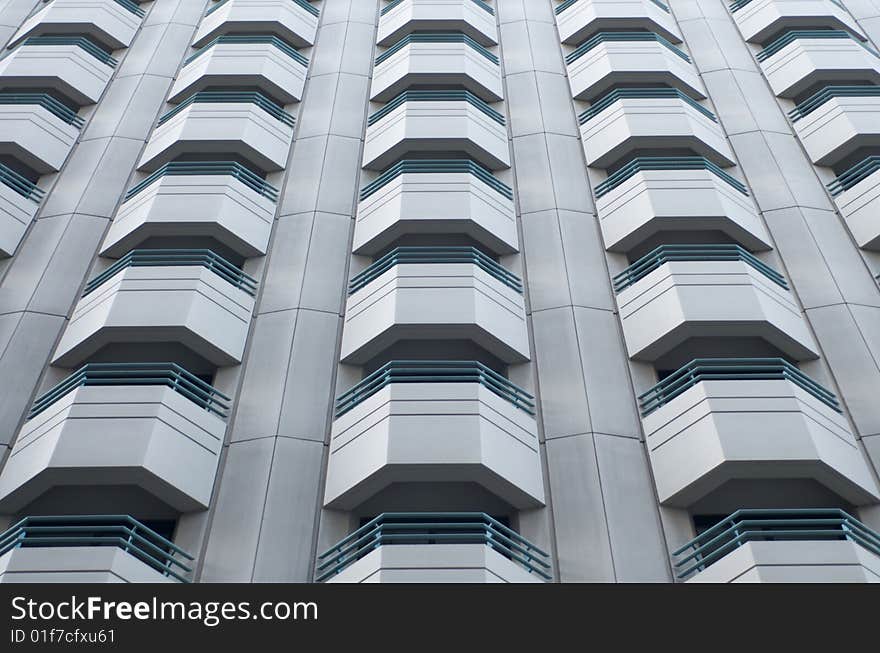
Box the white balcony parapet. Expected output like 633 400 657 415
730 0 864 44
828 156 880 250
194 0 319 49
9 0 145 51
0 163 44 258
378 0 499 46
555 0 682 46
0 95 82 173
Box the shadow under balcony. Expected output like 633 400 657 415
555 0 682 46
730 0 864 44
194 0 319 49
828 155 880 250
378 0 499 47
0 162 45 258
9 0 145 51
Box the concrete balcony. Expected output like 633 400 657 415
52 251 257 367
579 88 733 169
555 0 682 46
325 362 544 510
640 359 880 507
0 164 44 258
674 509 880 583
0 95 83 174
828 156 880 250
0 516 192 583
169 35 309 104
0 364 229 512
0 37 117 105
758 30 880 98
565 32 704 101
194 0 319 49
730 0 864 44
595 157 771 253
790 88 880 166
354 160 517 255
371 32 503 102
317 513 551 583
378 0 499 47
100 162 278 258
364 91 509 170
615 246 817 361
9 0 145 51
139 92 295 172
342 248 528 364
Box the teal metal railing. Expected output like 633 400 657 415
557 0 668 14
349 246 522 294
613 244 787 293
375 32 499 66
123 161 278 202
112 0 146 18
594 156 748 198
827 155 880 196
566 31 690 65
335 361 535 417
673 509 880 579
638 358 841 417
368 89 505 126
383 0 494 15
315 513 551 581
184 34 309 67
756 30 877 62
0 162 45 202
579 87 715 124
789 84 880 121
28 362 231 420
207 0 318 17
82 249 258 297
730 0 844 12
18 36 117 67
157 90 295 127
0 515 192 583
0 92 84 127
359 159 513 201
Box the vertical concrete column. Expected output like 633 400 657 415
845 0 880 44
199 0 378 583
495 0 670 582
0 0 38 47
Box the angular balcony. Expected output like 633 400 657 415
0 516 192 583
0 93 83 174
316 513 551 583
364 90 509 170
615 245 817 361
757 30 880 98
169 35 309 105
139 91 295 173
342 247 528 364
0 363 229 512
565 31 704 101
674 509 880 583
325 361 544 510
371 32 503 103
9 0 146 51
640 359 880 507
194 0 319 49
555 0 682 46
354 159 517 255
595 157 771 253
579 87 733 168
0 36 117 105
53 250 257 368
379 0 498 47
828 155 880 250
100 161 278 258
0 163 45 258
730 0 864 44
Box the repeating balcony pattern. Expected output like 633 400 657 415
194 0 319 49
0 93 83 174
378 0 499 47
729 0 864 44
828 155 880 250
0 162 45 258
9 0 146 51
555 0 681 46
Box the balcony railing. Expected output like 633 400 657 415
368 89 505 126
16 35 118 67
556 0 669 14
0 92 84 127
375 32 499 66
579 86 715 124
638 358 841 417
730 0 844 12
0 162 45 202
348 246 522 294
827 155 880 196
673 509 880 579
594 156 748 198
183 34 309 68
0 515 192 583
157 90 295 127
382 0 495 15
612 244 787 292
335 360 535 417
82 249 258 297
206 0 319 18
756 30 877 63
27 362 231 420
112 0 147 18
123 161 279 202
315 512 551 582
789 84 880 121
566 31 690 65
359 159 513 200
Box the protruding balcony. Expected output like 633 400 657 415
0 36 117 105
0 93 83 173
555 0 682 46
674 509 880 583
579 87 733 168
53 250 257 367
9 0 146 51
316 513 551 583
0 163 45 258
595 157 771 252
354 159 517 255
828 155 880 250
0 363 229 512
342 247 528 364
364 90 509 170
757 30 880 98
378 0 499 47
169 35 309 104
640 359 880 507
615 245 817 361
194 0 319 49
325 361 544 510
0 516 192 583
100 161 278 258
139 92 295 172
730 0 864 44
371 32 503 103
565 31 704 101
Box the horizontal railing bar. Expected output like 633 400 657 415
359 158 512 200
375 32 499 66
566 31 689 65
368 89 505 126
123 161 278 202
